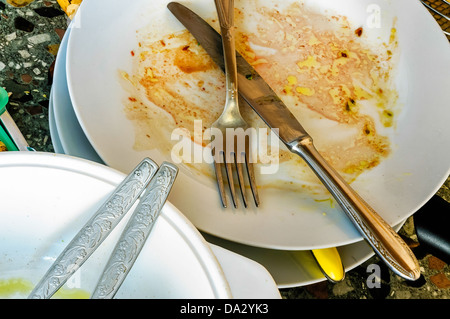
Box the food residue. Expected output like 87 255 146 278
0 278 90 299
119 0 400 195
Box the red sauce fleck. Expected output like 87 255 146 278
355 27 363 37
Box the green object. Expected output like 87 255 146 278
0 87 8 115
0 87 19 151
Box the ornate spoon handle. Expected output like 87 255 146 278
28 158 159 299
91 162 178 299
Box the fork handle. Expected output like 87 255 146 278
215 0 239 114
290 137 421 281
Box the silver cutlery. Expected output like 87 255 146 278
91 162 178 299
167 2 421 281
28 158 165 298
210 0 259 208
420 0 449 37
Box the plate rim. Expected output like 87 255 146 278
65 0 450 250
0 151 232 298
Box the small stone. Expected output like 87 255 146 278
54 28 66 41
5 32 17 41
400 234 420 249
332 279 354 296
429 256 447 271
47 43 59 56
28 33 51 45
21 74 32 83
14 16 35 32
392 290 412 299
401 216 416 236
0 61 5 72
6 0 35 8
48 60 55 84
33 7 64 18
305 281 328 299
430 273 450 289
18 50 30 58
25 105 43 115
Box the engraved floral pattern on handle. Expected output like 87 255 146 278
91 162 178 299
28 158 158 299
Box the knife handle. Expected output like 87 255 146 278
290 137 420 281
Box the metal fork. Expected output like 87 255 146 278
211 0 259 208
421 0 450 37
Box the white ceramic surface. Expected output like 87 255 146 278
51 26 104 164
49 26 281 295
49 24 408 288
66 0 450 250
49 101 281 298
48 89 64 155
0 152 233 299
210 244 281 298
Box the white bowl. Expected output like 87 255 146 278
0 152 232 299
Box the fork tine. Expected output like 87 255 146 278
214 160 228 208
224 158 238 208
246 161 260 207
235 152 248 208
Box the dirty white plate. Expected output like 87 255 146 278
0 152 233 298
51 26 280 295
50 25 406 288
66 0 450 250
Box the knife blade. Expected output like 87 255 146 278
167 2 420 281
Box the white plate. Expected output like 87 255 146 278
49 106 281 298
0 152 233 298
49 28 405 288
66 0 450 250
51 27 104 165
48 89 64 155
50 30 280 296
210 244 281 297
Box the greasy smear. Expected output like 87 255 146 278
0 278 90 299
120 0 399 194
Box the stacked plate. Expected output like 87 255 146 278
48 0 450 291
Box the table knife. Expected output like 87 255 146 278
167 2 420 281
